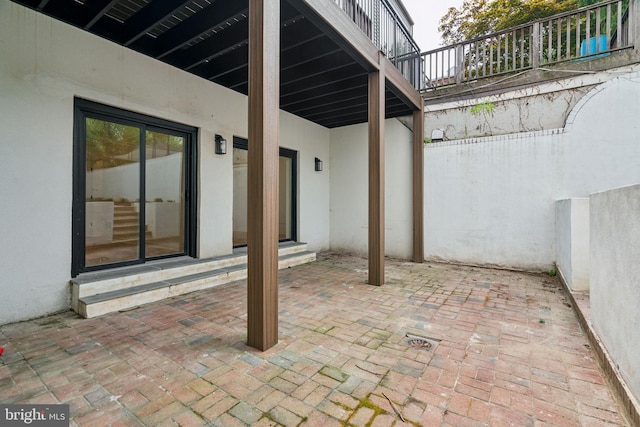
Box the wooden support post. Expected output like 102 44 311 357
368 56 385 286
412 105 424 263
247 0 280 351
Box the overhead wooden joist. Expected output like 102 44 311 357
14 0 421 129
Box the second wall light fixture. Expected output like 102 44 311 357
215 134 227 155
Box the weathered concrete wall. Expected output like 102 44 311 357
0 2 330 324
590 184 640 403
418 64 640 141
555 198 590 291
424 88 589 141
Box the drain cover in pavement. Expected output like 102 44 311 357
407 337 432 349
406 334 439 350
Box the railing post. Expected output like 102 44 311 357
455 44 464 84
392 14 398 59
531 22 540 69
632 0 640 49
373 0 380 48
418 54 425 91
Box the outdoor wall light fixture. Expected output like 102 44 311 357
315 157 323 172
215 134 227 155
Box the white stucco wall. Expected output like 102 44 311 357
555 199 573 283
329 119 414 259
424 130 564 270
423 70 640 270
280 113 331 250
555 198 590 291
0 2 330 324
590 184 640 402
329 66 640 272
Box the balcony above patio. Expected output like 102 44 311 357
417 0 640 103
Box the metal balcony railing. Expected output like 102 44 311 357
333 0 423 90
419 0 633 91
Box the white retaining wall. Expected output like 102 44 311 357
328 69 640 271
422 70 640 270
555 198 590 291
424 130 564 270
590 184 640 402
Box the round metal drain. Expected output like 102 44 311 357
407 337 432 349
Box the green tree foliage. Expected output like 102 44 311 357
86 119 184 169
439 0 582 44
86 118 140 169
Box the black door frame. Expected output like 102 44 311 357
232 136 297 247
72 98 198 277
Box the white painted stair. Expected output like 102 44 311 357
71 242 315 318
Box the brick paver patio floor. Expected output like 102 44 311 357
0 252 629 426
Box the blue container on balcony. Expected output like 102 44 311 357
580 35 608 56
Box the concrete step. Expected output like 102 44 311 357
72 243 314 318
73 253 249 301
239 241 308 257
113 224 138 233
113 216 139 224
112 230 152 241
278 250 317 268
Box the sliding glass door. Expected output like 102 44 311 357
73 99 197 276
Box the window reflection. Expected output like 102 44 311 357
85 118 140 266
84 120 186 267
145 130 185 257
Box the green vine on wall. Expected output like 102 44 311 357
470 100 497 136
470 100 496 115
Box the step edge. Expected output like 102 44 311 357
73 245 309 292
77 251 315 317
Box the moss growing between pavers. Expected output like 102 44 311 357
341 394 422 427
262 406 303 426
315 325 334 334
364 339 383 349
258 412 281 426
319 365 349 382
182 407 209 425
352 396 387 427
229 401 263 425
